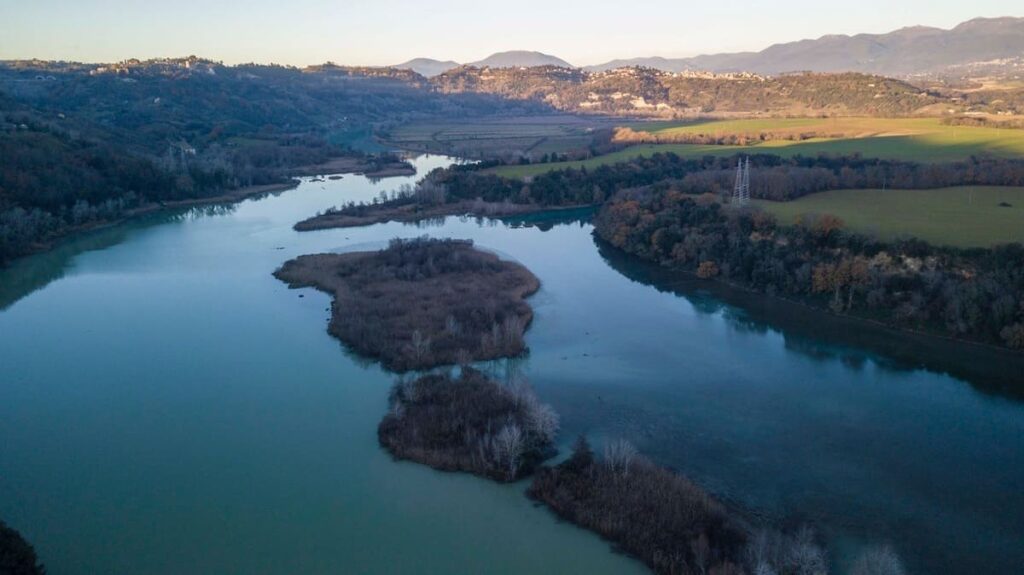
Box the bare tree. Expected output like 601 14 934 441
692 533 711 575
526 402 560 444
604 439 637 477
409 329 432 364
850 544 906 575
493 422 525 480
500 315 525 351
786 527 827 575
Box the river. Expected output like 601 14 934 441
1 155 1022 574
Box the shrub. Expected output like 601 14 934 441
378 367 558 481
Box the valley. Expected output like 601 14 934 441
3 9 1024 575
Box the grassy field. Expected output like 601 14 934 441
753 186 1024 248
490 117 1024 178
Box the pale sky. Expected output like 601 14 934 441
0 0 1020 67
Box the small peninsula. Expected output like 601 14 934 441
379 367 558 481
273 237 540 371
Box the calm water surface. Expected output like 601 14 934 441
1 155 1022 574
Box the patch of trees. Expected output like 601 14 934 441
594 190 1024 350
613 126 856 146
378 367 558 481
527 436 909 575
273 237 540 371
0 519 45 575
528 436 748 574
941 115 1024 130
446 152 1024 206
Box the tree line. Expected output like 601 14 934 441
594 189 1024 350
425 153 1024 210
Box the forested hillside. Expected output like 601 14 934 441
433 67 947 117
0 57 547 264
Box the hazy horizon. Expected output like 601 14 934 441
1 0 1021 67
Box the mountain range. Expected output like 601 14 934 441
396 17 1024 78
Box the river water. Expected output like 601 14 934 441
1 155 1021 574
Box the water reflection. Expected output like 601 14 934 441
0 199 249 311
594 237 1024 400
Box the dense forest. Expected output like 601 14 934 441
0 57 548 265
594 188 1024 350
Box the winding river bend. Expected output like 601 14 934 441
1 155 1022 574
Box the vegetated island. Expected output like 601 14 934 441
0 519 45 575
378 367 558 481
273 237 539 371
527 437 907 575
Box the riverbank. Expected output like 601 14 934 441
594 189 1024 354
4 153 417 267
290 156 416 179
9 180 299 264
273 237 540 371
295 200 592 231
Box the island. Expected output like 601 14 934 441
378 367 558 481
273 237 540 371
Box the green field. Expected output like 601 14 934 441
754 186 1024 248
490 117 1024 178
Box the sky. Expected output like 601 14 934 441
0 0 1020 67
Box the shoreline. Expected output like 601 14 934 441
288 156 416 178
295 201 593 231
6 155 417 266
593 235 1024 374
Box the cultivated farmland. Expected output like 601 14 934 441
754 186 1024 248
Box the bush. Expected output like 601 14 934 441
0 519 45 575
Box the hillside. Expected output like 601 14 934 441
469 51 574 69
587 17 1024 78
432 66 944 117
0 57 552 264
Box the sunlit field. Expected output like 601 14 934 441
754 186 1024 248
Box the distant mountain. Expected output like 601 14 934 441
469 51 573 69
586 57 694 73
587 17 1024 77
394 58 459 77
